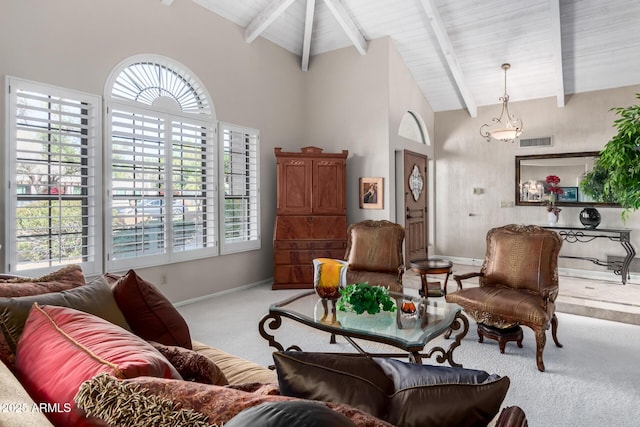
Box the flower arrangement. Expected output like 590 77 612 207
545 175 563 217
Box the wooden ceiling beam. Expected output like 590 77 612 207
549 0 565 107
245 0 297 44
419 0 477 117
301 0 316 71
322 0 367 55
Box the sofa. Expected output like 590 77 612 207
0 265 528 427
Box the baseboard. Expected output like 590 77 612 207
173 278 272 307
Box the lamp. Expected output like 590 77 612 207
480 63 523 142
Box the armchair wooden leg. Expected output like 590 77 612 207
535 328 546 372
551 314 563 348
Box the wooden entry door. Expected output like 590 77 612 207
404 150 428 262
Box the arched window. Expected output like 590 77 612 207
104 55 220 270
398 111 430 145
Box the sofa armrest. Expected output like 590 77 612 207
191 340 277 385
0 361 54 427
453 271 483 290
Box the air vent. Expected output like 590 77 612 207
519 137 552 148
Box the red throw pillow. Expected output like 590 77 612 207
16 304 181 427
111 270 192 349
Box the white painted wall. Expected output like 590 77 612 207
435 85 640 276
303 38 390 224
387 40 434 234
303 37 434 226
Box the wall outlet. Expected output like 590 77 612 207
500 201 515 208
473 187 484 194
160 274 168 285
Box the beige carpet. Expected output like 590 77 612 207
177 278 640 427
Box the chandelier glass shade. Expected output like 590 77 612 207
480 63 523 142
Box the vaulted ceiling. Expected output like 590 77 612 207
176 0 640 117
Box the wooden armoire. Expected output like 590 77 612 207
273 146 348 290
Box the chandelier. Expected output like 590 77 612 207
480 63 523 142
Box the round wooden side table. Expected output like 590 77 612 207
409 258 453 298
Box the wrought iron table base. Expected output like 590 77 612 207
544 226 636 285
258 310 469 367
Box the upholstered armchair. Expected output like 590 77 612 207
344 220 405 293
445 224 563 372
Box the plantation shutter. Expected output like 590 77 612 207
109 108 168 262
7 77 101 275
170 120 217 253
107 107 217 270
220 123 260 254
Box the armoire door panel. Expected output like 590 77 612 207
277 158 313 214
312 160 346 214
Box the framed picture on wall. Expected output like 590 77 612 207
359 177 383 209
558 186 579 202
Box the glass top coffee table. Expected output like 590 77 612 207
259 290 469 367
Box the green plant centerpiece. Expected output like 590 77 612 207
580 93 640 220
336 283 396 315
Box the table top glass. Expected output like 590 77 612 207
269 290 461 351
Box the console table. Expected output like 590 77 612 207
543 226 635 285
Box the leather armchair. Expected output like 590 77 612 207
344 220 404 293
445 224 563 372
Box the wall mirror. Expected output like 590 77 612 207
515 151 620 207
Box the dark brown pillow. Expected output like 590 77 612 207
373 358 510 427
111 270 192 349
0 264 85 297
272 352 393 420
150 341 228 386
0 276 131 352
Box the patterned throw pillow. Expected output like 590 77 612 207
0 264 86 297
150 341 228 386
75 374 393 427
